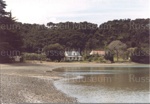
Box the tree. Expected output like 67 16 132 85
104 51 114 63
43 43 64 62
47 22 56 29
107 40 127 62
0 0 6 16
85 38 99 50
0 0 23 63
130 48 149 64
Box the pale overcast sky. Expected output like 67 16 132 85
6 0 149 25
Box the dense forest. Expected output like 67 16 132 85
0 0 149 63
17 19 149 53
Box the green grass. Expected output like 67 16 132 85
114 57 130 63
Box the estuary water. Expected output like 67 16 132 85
54 65 150 103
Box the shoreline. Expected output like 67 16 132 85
0 62 149 103
26 61 150 69
0 63 78 103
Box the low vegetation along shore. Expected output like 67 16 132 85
0 62 146 103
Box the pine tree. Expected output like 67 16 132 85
0 0 6 16
0 0 23 63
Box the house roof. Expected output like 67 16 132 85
90 50 105 55
65 51 82 57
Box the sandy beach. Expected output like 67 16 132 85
0 61 146 103
0 62 77 103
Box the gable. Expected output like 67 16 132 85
65 51 81 57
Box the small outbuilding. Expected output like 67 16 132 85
13 56 22 62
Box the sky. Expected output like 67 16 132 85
5 0 150 25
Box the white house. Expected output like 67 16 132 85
90 50 105 56
64 51 82 61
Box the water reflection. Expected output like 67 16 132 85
54 67 150 103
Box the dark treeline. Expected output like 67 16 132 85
17 19 149 53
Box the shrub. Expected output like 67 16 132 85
130 48 149 64
43 43 64 62
24 53 46 61
84 54 106 63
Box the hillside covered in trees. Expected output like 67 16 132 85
0 0 149 63
17 19 149 63
18 19 149 52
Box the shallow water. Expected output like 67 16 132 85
54 66 150 103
